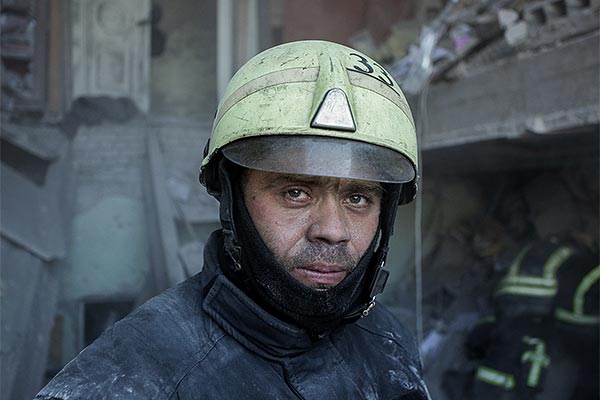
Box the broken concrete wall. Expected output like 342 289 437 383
1 240 60 400
54 122 151 365
0 122 74 399
150 0 218 120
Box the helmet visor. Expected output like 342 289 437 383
221 135 415 183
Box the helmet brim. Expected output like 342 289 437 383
221 135 415 184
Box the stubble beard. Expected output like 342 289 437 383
274 242 359 290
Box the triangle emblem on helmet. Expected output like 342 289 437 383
310 88 356 132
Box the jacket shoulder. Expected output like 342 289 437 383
36 275 223 400
356 304 420 360
341 304 429 399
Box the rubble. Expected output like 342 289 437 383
370 0 600 88
504 20 528 45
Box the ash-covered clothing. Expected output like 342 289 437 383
36 231 429 400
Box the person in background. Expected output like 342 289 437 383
451 236 598 400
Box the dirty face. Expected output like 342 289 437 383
242 169 382 290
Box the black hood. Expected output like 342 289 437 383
229 179 378 334
216 159 400 335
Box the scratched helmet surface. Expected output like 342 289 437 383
201 40 418 204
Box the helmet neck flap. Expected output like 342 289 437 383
216 159 400 335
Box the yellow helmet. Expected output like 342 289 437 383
201 40 418 204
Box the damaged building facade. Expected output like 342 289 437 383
1 0 598 398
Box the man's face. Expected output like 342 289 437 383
242 169 382 290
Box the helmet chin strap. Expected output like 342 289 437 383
217 159 242 272
216 158 403 330
344 184 402 320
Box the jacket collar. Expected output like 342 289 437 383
201 231 315 358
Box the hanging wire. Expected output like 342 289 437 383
405 0 520 370
415 83 430 350
407 0 461 362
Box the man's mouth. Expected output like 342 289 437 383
291 263 348 288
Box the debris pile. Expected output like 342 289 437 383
350 0 600 94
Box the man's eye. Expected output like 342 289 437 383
286 189 308 200
348 195 368 206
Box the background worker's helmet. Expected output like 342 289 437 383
494 237 577 317
201 40 418 205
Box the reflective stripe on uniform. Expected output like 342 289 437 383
543 247 574 279
495 284 557 298
521 336 550 388
574 265 600 314
555 308 600 325
555 265 600 326
476 366 515 390
499 275 556 289
507 246 531 276
495 245 574 299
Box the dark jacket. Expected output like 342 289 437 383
36 231 429 399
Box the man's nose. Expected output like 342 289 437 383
306 195 351 245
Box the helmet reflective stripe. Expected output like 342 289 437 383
495 245 574 299
476 366 515 390
555 265 600 325
213 67 319 128
347 71 412 120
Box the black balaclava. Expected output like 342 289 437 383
217 159 400 335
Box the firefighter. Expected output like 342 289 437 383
37 41 430 399
465 237 584 399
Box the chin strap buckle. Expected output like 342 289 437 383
361 263 390 318
361 298 376 318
